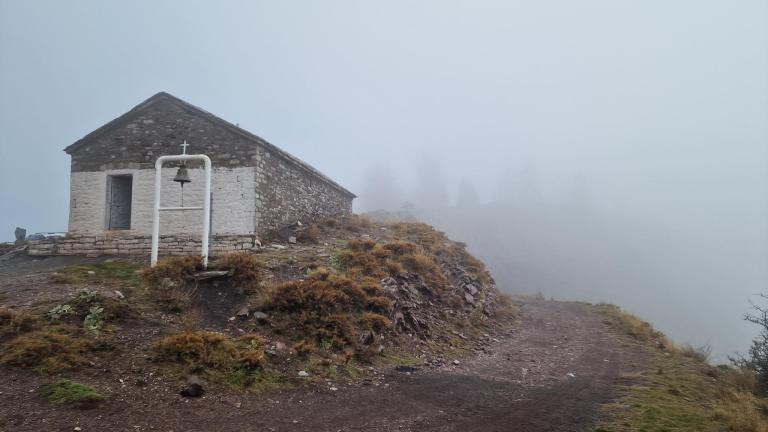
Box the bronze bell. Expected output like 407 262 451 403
173 164 191 184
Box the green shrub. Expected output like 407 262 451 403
83 306 105 333
47 304 75 321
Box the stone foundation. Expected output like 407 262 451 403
27 234 260 258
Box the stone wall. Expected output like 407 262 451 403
254 146 353 232
70 167 257 236
66 94 354 237
27 234 260 258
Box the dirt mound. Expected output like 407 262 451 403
129 218 514 387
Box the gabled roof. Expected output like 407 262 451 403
64 92 356 198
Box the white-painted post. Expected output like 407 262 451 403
151 153 212 268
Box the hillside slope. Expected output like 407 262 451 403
0 218 765 431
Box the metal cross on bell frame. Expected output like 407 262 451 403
173 141 192 185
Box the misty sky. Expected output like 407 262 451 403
1 1 766 359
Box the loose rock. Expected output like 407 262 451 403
180 375 205 397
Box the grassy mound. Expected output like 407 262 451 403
0 288 128 373
152 331 284 389
594 304 768 432
255 269 391 356
1 325 96 373
140 252 264 311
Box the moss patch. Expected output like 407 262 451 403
41 380 105 408
52 262 141 287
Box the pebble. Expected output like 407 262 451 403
453 360 460 365
298 371 309 377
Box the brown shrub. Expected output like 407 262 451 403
340 239 447 289
293 340 316 357
382 241 418 256
366 296 393 313
0 308 37 336
237 333 268 368
399 252 446 289
297 224 321 244
391 222 446 251
154 331 233 367
359 277 382 295
390 222 492 284
263 272 369 314
344 215 373 232
214 252 263 294
257 270 392 353
322 218 340 228
359 312 391 332
680 343 712 363
141 256 202 288
153 331 268 388
0 326 94 373
347 239 377 252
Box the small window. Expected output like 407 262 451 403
106 175 133 230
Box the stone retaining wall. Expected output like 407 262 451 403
27 234 260 258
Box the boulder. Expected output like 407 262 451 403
235 306 250 318
180 375 205 397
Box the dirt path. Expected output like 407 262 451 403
1 298 627 432
223 299 624 432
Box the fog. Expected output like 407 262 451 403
1 1 766 359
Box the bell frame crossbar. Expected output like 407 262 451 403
150 153 212 268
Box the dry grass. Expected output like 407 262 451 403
712 390 768 432
213 252 263 294
297 224 321 244
255 270 391 353
390 222 491 284
494 293 519 319
140 256 203 311
680 343 712 363
339 238 446 289
50 261 141 287
140 254 264 310
152 330 270 388
593 303 678 353
140 256 203 288
0 325 96 373
0 307 38 337
594 303 768 432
